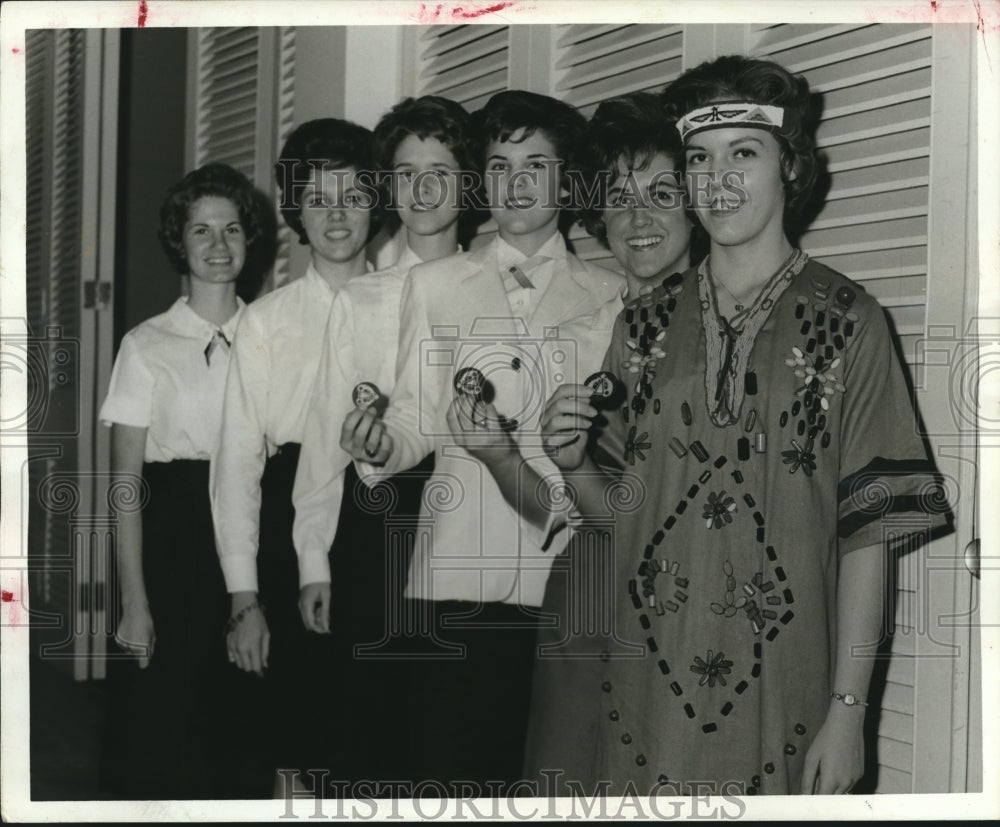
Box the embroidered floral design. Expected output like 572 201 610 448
690 650 733 687
786 349 847 411
781 439 817 476
784 345 809 370
703 491 737 528
624 426 651 465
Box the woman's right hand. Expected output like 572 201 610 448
340 407 393 465
541 384 599 471
227 591 269 676
116 606 155 669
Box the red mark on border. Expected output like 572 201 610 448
11 47 21 55
138 0 148 28
415 1 514 23
931 0 938 10
1 590 14 603
454 1 514 17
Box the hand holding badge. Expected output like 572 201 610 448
584 370 626 411
351 381 389 459
352 381 389 418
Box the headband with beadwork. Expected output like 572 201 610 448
676 101 786 141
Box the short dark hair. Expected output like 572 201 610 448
574 93 707 266
471 90 586 168
373 95 477 175
158 162 276 300
472 90 587 237
662 55 820 215
373 95 482 245
575 92 684 239
274 118 380 245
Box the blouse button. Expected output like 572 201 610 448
636 754 647 767
764 762 775 774
794 723 807 735
602 681 612 692
784 743 797 755
609 710 620 721
621 733 633 745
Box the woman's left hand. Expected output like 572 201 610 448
800 704 866 794
445 395 519 465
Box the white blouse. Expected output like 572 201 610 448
99 297 245 463
291 247 424 586
211 263 357 594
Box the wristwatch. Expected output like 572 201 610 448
831 691 868 708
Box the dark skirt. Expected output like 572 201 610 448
255 443 328 776
403 598 542 795
102 460 271 799
321 452 435 789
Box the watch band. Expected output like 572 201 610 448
831 691 868 708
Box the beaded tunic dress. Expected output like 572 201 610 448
570 255 947 795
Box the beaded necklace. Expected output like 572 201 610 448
699 249 809 427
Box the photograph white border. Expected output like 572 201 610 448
2 0 998 821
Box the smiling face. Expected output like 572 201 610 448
684 127 791 251
485 128 562 252
393 134 463 240
298 166 371 270
183 196 246 285
603 152 692 286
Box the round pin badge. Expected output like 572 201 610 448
585 370 625 410
352 381 388 416
453 367 486 400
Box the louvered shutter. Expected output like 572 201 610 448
553 25 684 118
189 27 297 293
752 24 932 368
24 29 90 679
553 25 686 269
417 25 510 111
192 28 260 179
751 22 935 794
49 29 86 343
25 30 50 333
273 28 297 288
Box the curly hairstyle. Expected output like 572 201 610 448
471 90 588 238
372 95 482 246
274 118 380 245
158 162 276 300
471 90 586 168
373 95 478 176
572 92 708 266
661 55 820 216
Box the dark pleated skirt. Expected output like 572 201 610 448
102 460 272 799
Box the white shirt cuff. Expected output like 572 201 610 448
219 558 258 594
298 550 332 588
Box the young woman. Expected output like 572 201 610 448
210 118 378 785
536 57 948 795
291 95 478 785
101 163 274 799
522 92 703 788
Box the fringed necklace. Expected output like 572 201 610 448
699 249 809 427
